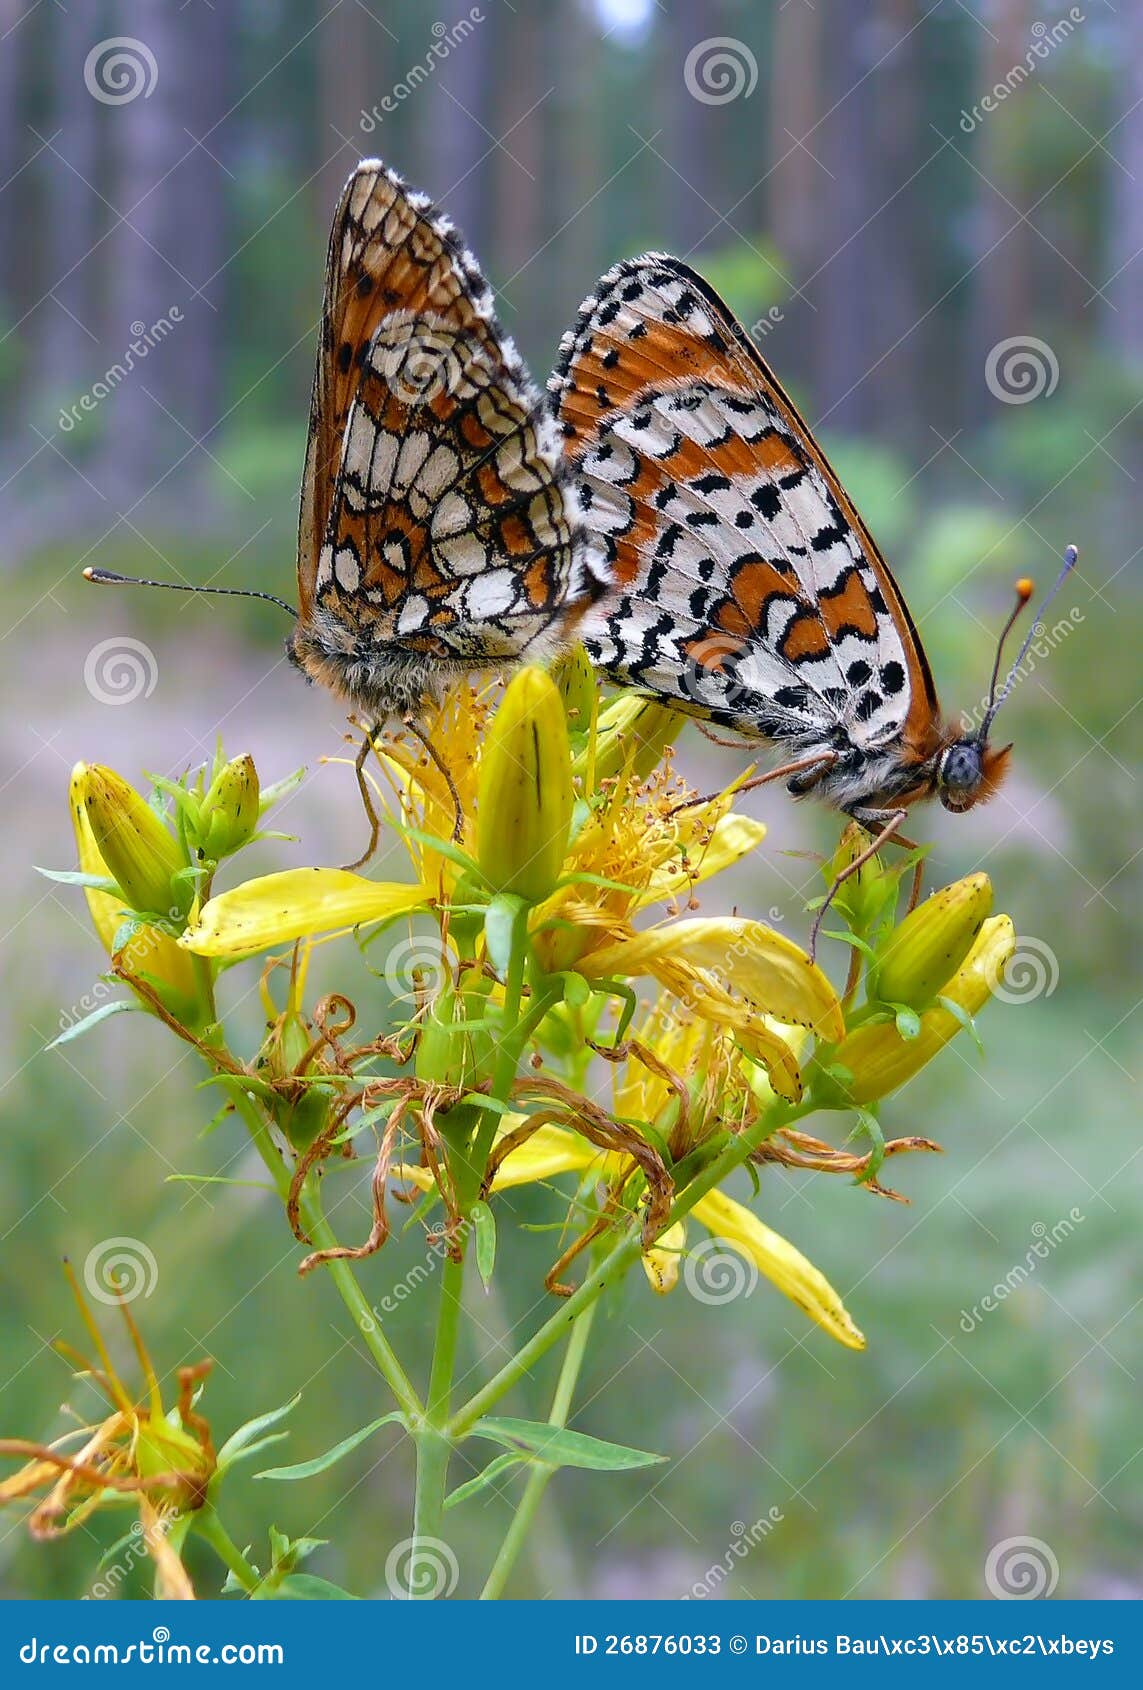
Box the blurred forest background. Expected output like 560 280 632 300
0 0 1139 1600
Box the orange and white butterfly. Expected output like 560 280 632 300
289 159 607 721
87 160 607 853
90 159 604 719
550 253 1077 900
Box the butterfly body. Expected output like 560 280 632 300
550 254 1026 832
289 161 605 724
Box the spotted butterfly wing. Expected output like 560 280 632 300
550 255 952 813
292 160 597 720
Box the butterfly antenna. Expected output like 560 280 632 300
979 544 1078 740
83 567 296 619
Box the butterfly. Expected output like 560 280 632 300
549 253 1077 937
88 159 607 858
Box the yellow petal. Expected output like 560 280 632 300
393 1124 599 1196
643 1220 686 1293
582 917 844 1041
691 1188 866 1350
635 813 767 908
181 870 431 957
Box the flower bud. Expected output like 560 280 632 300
826 822 894 934
476 667 573 903
73 763 190 918
70 766 203 1024
869 872 992 1011
549 644 596 734
818 915 1015 1105
586 694 682 785
191 754 260 861
260 1009 336 1151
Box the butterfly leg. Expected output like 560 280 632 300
809 806 910 962
402 717 464 844
674 751 837 815
342 723 384 873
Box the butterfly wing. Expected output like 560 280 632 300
297 161 595 714
549 256 941 761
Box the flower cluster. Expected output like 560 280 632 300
8 654 1018 1597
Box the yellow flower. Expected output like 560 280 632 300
476 666 573 903
393 1126 864 1350
0 1271 213 1599
178 681 838 1100
70 766 203 1026
821 915 1016 1105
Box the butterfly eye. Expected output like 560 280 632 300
937 742 984 810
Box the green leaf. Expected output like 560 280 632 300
393 821 484 881
937 994 986 1056
892 1004 922 1041
255 1412 404 1481
823 929 878 961
47 999 138 1048
468 1416 666 1471
559 970 592 1010
258 766 306 812
216 1394 301 1467
273 1573 359 1600
35 866 122 893
445 1452 524 1510
850 1107 885 1185
484 892 528 979
471 1200 496 1290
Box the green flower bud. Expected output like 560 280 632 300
191 754 260 860
825 821 895 935
477 667 573 903
869 872 993 1011
549 644 597 734
587 695 683 785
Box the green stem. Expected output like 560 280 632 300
196 1503 260 1594
479 1299 597 1600
227 1085 423 1422
448 1098 797 1439
408 1240 466 1582
408 899 536 1591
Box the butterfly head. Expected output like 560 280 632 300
935 736 1012 813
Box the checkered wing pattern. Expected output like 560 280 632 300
295 161 593 715
549 255 940 756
